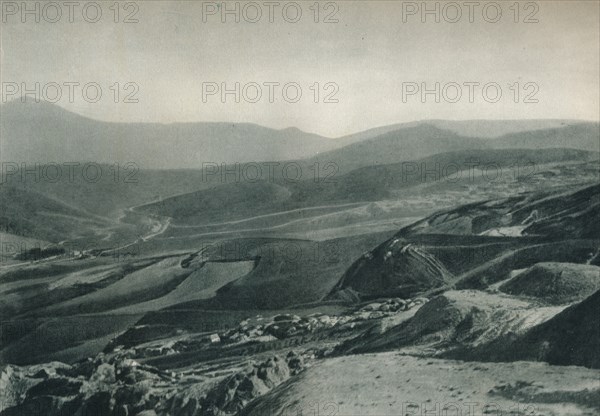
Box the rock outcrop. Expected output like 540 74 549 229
0 349 305 416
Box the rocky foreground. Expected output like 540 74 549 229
1 289 599 415
0 298 424 416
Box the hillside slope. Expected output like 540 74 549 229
501 290 600 368
138 148 598 225
0 100 334 168
498 262 600 305
329 183 600 301
0 186 115 243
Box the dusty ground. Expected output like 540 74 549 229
243 353 600 416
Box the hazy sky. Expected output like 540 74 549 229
1 0 599 137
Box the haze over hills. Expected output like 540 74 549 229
493 122 600 153
1 146 596 247
2 100 597 227
2 100 598 170
0 100 334 168
137 147 598 225
310 122 600 173
338 118 590 143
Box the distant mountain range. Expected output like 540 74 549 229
1 100 598 169
0 100 333 168
312 122 599 173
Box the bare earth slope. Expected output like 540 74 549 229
499 262 600 305
241 353 600 416
329 183 600 300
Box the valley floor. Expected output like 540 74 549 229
0 167 598 416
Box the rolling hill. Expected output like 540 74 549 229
3 101 596 174
0 186 115 244
0 100 335 168
493 122 600 153
335 119 589 145
309 122 599 173
137 148 598 225
328 183 600 301
307 124 490 173
498 262 600 305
